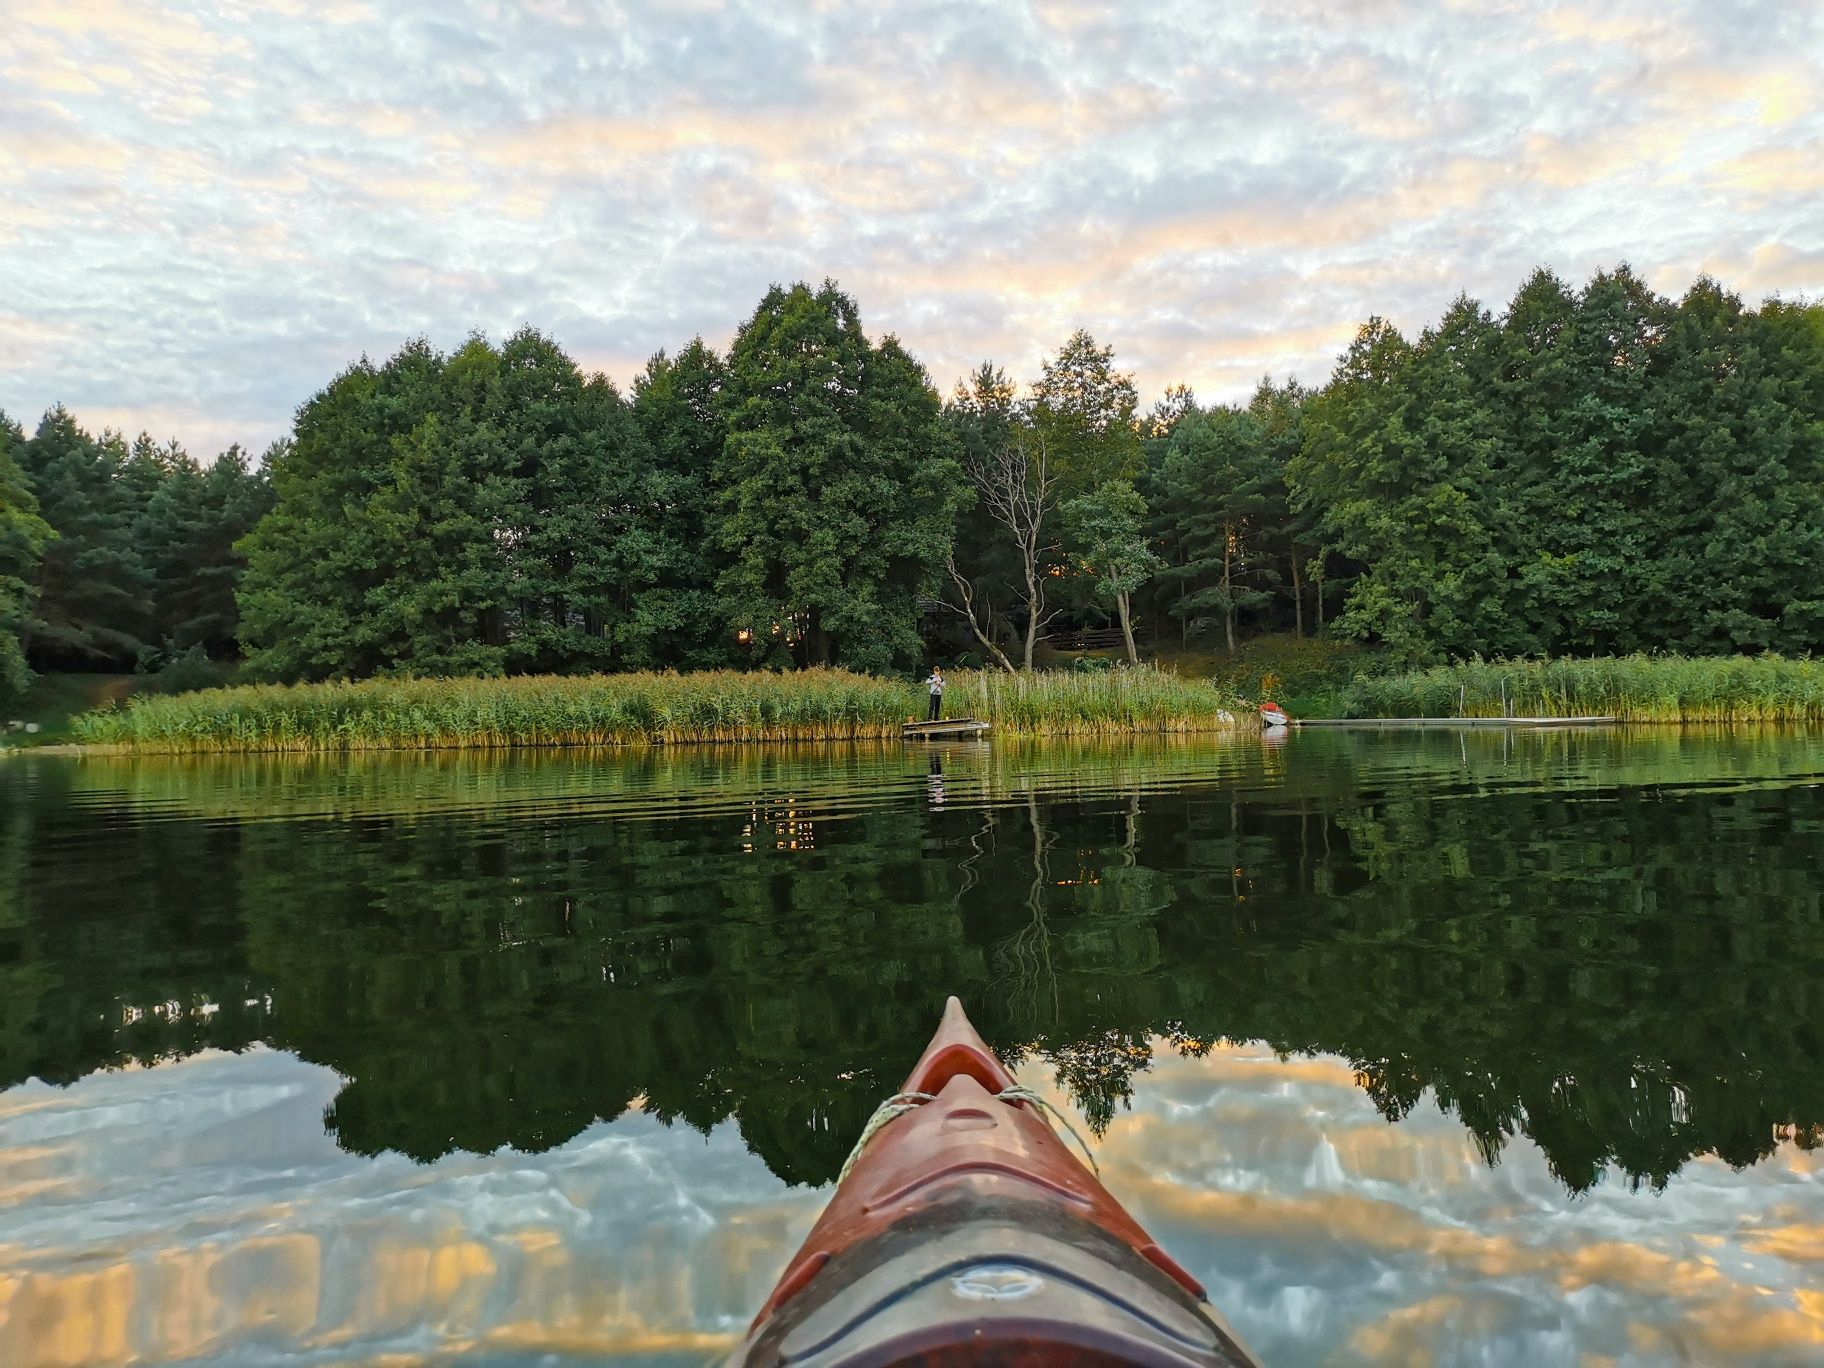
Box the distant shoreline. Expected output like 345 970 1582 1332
1336 655 1824 725
60 665 1245 755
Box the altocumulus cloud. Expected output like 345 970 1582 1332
1 0 1820 454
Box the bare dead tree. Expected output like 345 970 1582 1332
966 432 1060 671
944 554 1017 673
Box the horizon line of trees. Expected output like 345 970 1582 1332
3 264 1822 708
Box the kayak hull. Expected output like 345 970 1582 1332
729 998 1259 1367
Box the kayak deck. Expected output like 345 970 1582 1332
730 997 1260 1366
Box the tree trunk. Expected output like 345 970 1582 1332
971 622 1016 673
1290 551 1304 639
1116 590 1138 664
1022 556 1043 671
945 557 1016 673
1314 572 1325 631
966 432 1056 674
1221 526 1236 656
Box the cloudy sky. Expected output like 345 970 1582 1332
3 0 1821 457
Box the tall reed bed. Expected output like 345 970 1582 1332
1339 654 1824 722
70 665 1241 753
961 665 1238 736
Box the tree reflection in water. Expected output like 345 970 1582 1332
2 728 1822 1193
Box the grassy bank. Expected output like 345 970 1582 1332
1338 654 1824 722
67 665 1242 753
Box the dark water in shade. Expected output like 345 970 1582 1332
1 729 1821 1366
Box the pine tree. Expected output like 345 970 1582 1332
1395 297 1516 657
1157 407 1281 654
131 437 271 658
14 407 152 669
850 334 967 670
1756 298 1824 650
190 446 274 653
1029 330 1142 498
1239 379 1314 637
0 414 53 705
1145 383 1197 441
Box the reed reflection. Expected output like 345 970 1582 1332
1 728 1822 1194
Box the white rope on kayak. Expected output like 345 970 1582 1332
836 1084 1099 1186
994 1085 1101 1176
836 1091 934 1184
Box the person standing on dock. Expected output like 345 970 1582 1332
925 666 945 722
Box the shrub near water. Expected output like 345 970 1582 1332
1195 632 1383 714
70 665 1241 753
1340 654 1824 722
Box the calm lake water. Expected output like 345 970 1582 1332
2 729 1822 1367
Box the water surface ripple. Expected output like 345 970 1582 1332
1 728 1821 1365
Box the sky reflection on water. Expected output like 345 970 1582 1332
2 1043 1820 1367
3 729 1824 1364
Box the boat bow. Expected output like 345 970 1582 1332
731 997 1261 1366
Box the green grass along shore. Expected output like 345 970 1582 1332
31 651 1824 756
1336 654 1824 723
63 666 1244 753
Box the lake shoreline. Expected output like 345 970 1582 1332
1338 654 1824 723
18 722 1252 758
61 664 1248 755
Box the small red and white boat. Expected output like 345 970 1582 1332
1259 702 1291 729
728 997 1261 1365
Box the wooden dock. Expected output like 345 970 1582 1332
1293 716 1618 729
902 718 991 740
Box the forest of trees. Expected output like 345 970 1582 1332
2 265 1822 707
0 409 273 702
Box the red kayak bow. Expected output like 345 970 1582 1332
729 997 1261 1366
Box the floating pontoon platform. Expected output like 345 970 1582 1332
1294 716 1618 729
902 718 991 740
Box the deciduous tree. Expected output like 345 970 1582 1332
1062 479 1161 664
965 433 1061 671
630 339 734 667
714 281 962 671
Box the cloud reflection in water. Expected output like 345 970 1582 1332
3 1040 1820 1366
